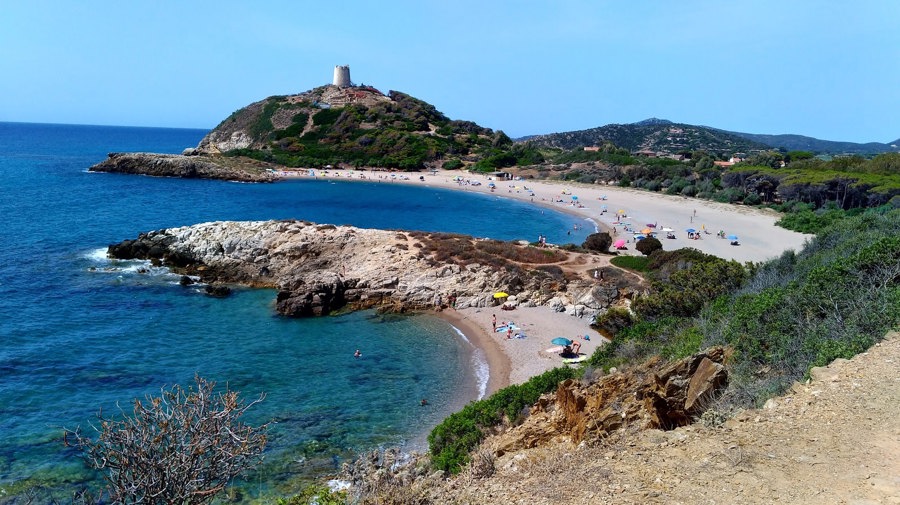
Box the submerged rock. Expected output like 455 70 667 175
204 284 232 298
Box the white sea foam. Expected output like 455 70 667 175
83 247 179 280
84 247 110 263
450 324 489 400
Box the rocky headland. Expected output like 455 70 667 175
107 220 640 318
88 152 279 182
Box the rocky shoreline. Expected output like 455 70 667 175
88 152 279 182
107 220 631 319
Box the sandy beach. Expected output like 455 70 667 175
279 167 813 391
438 305 606 395
289 167 813 264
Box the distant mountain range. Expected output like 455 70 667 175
521 118 900 156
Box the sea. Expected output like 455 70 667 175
0 121 592 501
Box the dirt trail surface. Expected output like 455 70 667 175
442 333 900 504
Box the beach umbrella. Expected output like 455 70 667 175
641 228 652 235
634 234 646 240
646 223 656 228
551 337 572 346
727 234 739 240
571 195 578 201
614 239 626 248
617 209 626 214
601 204 608 209
493 292 509 299
662 227 674 232
686 228 696 233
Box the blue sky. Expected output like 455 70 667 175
2 1 898 143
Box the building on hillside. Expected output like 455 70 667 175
584 146 601 152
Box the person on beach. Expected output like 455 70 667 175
507 327 513 339
492 314 497 332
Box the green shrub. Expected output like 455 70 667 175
593 306 634 338
635 236 662 256
442 158 464 170
582 232 612 252
428 367 575 473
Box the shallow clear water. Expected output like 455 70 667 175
0 122 590 500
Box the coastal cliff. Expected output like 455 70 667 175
107 220 634 318
88 152 279 182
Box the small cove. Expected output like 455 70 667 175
0 122 591 500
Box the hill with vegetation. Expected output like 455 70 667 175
522 118 899 156
522 119 770 155
194 84 542 171
726 131 900 155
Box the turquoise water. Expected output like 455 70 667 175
0 122 591 500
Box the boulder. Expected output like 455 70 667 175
204 284 232 298
490 347 729 454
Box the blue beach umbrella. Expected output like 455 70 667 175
571 195 578 200
551 337 572 346
634 234 646 240
727 234 739 240
686 228 696 233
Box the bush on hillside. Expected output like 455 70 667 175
582 232 612 252
429 367 575 473
635 236 662 256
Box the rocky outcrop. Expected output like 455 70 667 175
107 220 625 318
489 347 728 456
88 152 279 182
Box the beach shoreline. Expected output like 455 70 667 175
278 167 813 392
434 305 605 391
280 167 812 262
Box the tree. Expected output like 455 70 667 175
635 236 663 256
67 376 268 504
582 232 612 252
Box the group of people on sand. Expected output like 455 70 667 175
492 314 522 339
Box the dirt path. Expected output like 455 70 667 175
443 332 900 504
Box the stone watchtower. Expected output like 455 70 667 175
333 65 351 87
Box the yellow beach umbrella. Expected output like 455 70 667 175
493 292 509 299
641 228 652 235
